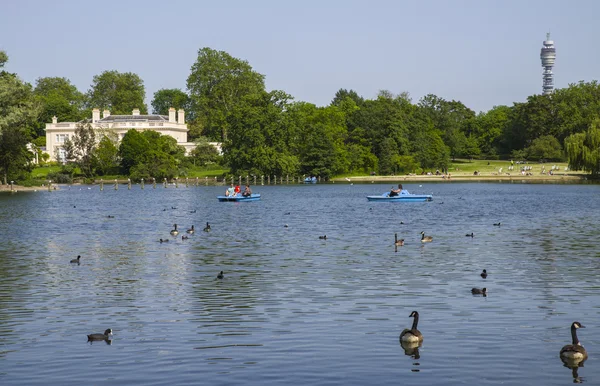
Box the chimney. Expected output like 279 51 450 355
52 116 58 124
132 108 140 116
92 108 100 123
168 107 176 123
177 109 185 124
102 109 110 119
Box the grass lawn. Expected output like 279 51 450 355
447 159 581 176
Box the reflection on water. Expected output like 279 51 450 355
0 183 599 385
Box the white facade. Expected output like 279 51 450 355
45 108 195 162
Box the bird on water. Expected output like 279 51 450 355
400 311 423 343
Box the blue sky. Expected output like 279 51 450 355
1 0 598 113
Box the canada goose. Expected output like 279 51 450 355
420 232 433 243
560 322 588 364
493 222 501 226
217 271 224 279
159 238 169 243
480 269 488 278
70 255 81 264
186 225 195 234
394 233 404 246
319 235 327 240
400 311 423 343
170 224 179 236
471 287 487 295
87 329 113 341
203 222 211 232
465 232 474 237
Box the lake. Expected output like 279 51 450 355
0 182 599 385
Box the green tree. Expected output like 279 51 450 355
412 130 450 171
525 135 564 161
94 134 119 175
62 122 97 177
87 70 147 114
331 88 364 107
190 136 220 166
33 77 85 137
151 88 192 116
118 129 185 180
0 51 40 184
565 119 600 176
187 47 265 141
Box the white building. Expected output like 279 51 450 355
45 107 197 162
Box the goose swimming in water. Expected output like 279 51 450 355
480 269 488 278
186 225 195 234
87 328 113 341
70 255 81 264
170 224 179 236
217 271 224 279
400 311 423 343
394 233 404 246
560 322 588 365
420 232 433 243
203 222 211 232
465 232 474 237
319 235 327 240
493 222 501 226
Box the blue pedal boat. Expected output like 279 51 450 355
217 194 261 202
366 193 433 202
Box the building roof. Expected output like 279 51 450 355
98 115 170 123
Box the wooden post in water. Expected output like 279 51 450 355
261 175 264 185
280 175 283 184
163 178 167 188
114 179 118 190
246 175 249 185
274 175 276 185
152 178 156 189
196 177 199 187
127 178 131 190
100 179 104 191
185 177 189 187
205 177 208 186
286 175 289 184
48 180 52 191
141 178 144 189
267 175 270 185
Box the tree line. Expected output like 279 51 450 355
1 47 600 185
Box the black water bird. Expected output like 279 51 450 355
159 238 169 243
319 235 327 240
217 271 224 279
182 235 189 240
87 328 113 342
471 287 487 295
480 269 488 278
493 222 501 226
70 255 81 264
466 232 474 237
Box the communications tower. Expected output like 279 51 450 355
540 33 556 95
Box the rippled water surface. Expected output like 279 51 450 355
0 182 599 385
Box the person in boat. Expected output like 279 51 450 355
389 184 402 197
234 184 241 196
225 183 235 197
242 184 252 197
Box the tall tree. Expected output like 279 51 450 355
33 77 85 137
565 119 600 176
187 47 265 141
0 51 40 184
62 122 97 177
87 70 147 114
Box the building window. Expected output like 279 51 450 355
56 134 69 143
57 148 67 163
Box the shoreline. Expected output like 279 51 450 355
332 173 588 183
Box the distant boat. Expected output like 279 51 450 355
304 176 317 184
217 194 261 202
366 193 433 202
